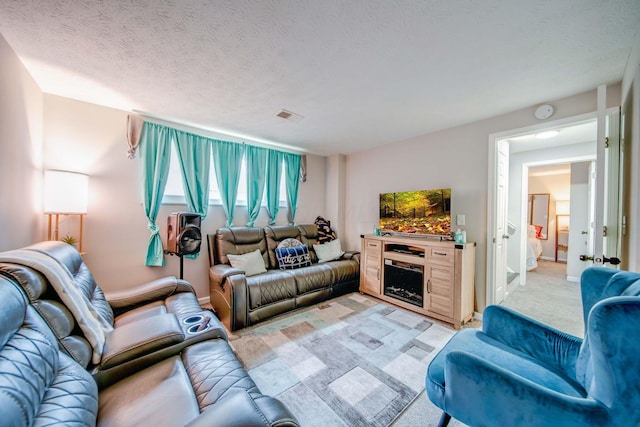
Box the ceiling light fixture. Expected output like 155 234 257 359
535 130 560 139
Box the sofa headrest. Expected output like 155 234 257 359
0 262 48 301
297 225 320 263
212 227 269 267
264 225 303 269
25 241 115 327
0 262 93 368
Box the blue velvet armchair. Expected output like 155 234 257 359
426 267 640 427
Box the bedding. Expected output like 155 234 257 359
526 225 543 270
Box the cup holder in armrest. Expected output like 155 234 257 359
183 313 213 335
183 315 204 325
186 322 211 334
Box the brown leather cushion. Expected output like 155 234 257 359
291 264 334 294
247 270 297 309
214 227 269 267
264 226 303 269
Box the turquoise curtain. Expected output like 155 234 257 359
284 152 302 224
265 149 284 225
173 130 211 258
212 140 245 227
140 122 173 266
246 145 268 226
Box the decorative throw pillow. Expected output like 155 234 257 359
314 216 337 244
277 238 303 249
313 239 345 263
227 249 267 277
275 245 312 270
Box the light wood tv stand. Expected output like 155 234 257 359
360 234 476 329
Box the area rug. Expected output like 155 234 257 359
230 292 456 427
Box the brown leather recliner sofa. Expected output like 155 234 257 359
208 224 360 331
0 242 299 426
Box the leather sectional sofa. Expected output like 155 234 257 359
207 224 360 331
0 241 298 426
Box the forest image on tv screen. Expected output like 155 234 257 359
379 189 451 236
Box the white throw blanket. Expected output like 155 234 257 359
0 249 113 364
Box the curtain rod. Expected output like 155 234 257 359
131 110 310 155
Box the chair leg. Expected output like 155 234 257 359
437 412 452 427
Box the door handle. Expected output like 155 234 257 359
581 231 588 235
579 254 621 265
603 256 621 265
502 234 510 239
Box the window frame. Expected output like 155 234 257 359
162 143 288 207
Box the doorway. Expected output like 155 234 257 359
489 117 598 336
487 113 598 305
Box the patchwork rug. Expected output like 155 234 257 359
230 293 456 427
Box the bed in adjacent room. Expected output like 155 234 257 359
526 224 543 270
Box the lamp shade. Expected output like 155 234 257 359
555 200 570 216
44 170 89 214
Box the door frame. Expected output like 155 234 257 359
486 111 597 307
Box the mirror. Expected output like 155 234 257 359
528 193 549 240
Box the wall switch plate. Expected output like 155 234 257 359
457 214 465 226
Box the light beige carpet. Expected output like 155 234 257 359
502 260 583 337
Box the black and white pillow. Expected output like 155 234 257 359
275 244 312 270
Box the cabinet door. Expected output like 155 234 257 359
425 262 454 318
361 239 382 295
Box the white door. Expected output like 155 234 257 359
566 162 591 281
590 87 622 267
603 108 621 263
494 139 509 303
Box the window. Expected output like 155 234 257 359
163 144 287 206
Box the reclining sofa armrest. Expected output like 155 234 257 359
104 276 195 311
482 305 582 377
100 313 184 370
342 251 360 263
186 391 299 427
209 265 249 331
209 264 244 288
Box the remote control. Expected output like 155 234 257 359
196 316 211 332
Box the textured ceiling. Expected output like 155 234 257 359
0 1 639 155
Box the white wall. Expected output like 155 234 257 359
0 34 44 251
325 154 346 236
42 95 327 299
344 88 621 312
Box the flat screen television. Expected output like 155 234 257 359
379 188 451 237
